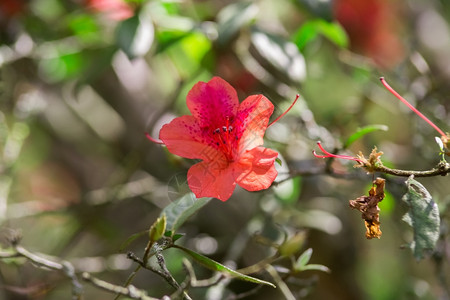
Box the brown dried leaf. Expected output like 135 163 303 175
349 178 385 239
355 148 384 172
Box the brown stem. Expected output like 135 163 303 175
371 161 450 177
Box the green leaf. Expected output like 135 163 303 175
275 157 282 166
292 19 348 50
274 177 301 205
294 248 330 273
67 13 100 44
119 230 148 252
116 13 154 59
299 264 330 273
294 248 312 269
343 124 389 149
217 2 258 47
402 176 440 260
174 245 275 288
161 193 212 234
149 215 167 243
279 231 307 257
251 29 306 84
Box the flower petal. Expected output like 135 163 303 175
188 161 236 201
236 95 274 152
186 77 239 128
160 115 224 161
236 147 278 191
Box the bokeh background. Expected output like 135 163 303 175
1 0 450 299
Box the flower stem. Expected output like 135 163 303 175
268 94 300 128
145 132 164 144
380 77 446 137
313 141 363 163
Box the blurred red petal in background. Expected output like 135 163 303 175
86 0 134 21
334 0 405 69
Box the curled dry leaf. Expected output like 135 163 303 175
355 147 384 172
349 178 385 239
441 134 450 156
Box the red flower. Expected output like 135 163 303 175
153 77 281 201
334 0 405 69
86 0 133 21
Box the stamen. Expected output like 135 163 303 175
268 94 300 128
145 132 164 144
313 141 363 163
214 128 220 134
380 77 446 137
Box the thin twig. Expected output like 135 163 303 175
155 252 193 300
371 161 450 177
127 252 169 281
0 245 83 300
126 251 192 300
182 259 225 288
82 272 159 300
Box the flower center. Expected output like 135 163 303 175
211 117 239 162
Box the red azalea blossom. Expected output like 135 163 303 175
86 0 133 21
155 77 280 201
334 0 405 69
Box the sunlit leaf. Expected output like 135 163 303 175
251 29 306 84
294 248 330 273
174 245 276 288
293 0 333 20
149 215 167 243
217 1 258 47
295 248 312 269
155 30 190 53
402 176 440 260
299 264 330 273
116 13 154 59
164 32 212 78
274 177 301 205
68 13 100 44
161 193 212 235
292 19 348 50
343 124 389 149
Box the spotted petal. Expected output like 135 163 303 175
160 115 224 161
186 77 239 128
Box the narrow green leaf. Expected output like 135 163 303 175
402 176 440 260
119 230 148 252
161 193 212 234
275 157 282 166
343 124 389 149
294 248 313 269
299 264 331 273
172 233 185 242
174 245 276 288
